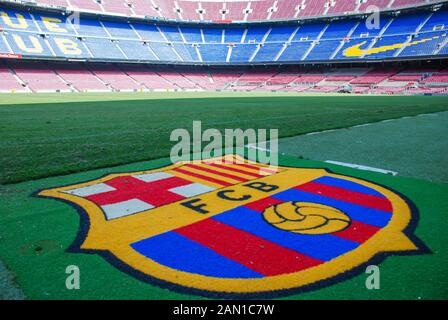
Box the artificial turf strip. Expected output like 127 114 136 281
1 94 448 184
0 92 334 106
279 111 448 184
0 155 447 300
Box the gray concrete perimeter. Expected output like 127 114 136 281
279 112 448 184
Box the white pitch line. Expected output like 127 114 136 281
418 113 439 117
352 123 371 128
325 160 398 176
246 143 269 152
306 129 337 136
300 112 444 137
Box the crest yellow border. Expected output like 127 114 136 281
38 155 420 295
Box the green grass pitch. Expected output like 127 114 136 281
1 92 448 184
0 92 448 300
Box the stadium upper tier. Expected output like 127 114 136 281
15 0 439 22
0 6 447 63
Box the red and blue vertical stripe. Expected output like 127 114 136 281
131 176 393 278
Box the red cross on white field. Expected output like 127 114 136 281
64 172 216 220
86 175 192 207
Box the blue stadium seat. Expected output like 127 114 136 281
224 28 245 43
305 40 342 60
76 18 109 38
1 6 446 63
439 43 448 54
173 43 200 62
321 20 357 40
149 42 181 61
245 26 270 43
420 9 448 33
48 35 91 58
133 24 166 42
278 42 312 61
199 44 229 62
351 16 392 38
33 12 75 35
0 9 39 32
383 13 428 35
180 27 203 43
4 31 53 57
292 23 327 41
400 31 448 57
0 35 10 53
363 35 410 59
265 26 297 42
252 43 284 62
334 37 376 60
102 20 139 39
159 26 184 42
118 40 158 60
229 44 257 62
203 28 223 43
84 37 126 59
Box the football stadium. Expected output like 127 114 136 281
0 0 448 304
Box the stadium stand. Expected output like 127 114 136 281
55 65 110 91
123 68 178 90
0 1 447 94
0 64 27 92
0 5 447 64
11 62 70 92
16 0 439 21
350 70 398 85
422 68 448 84
0 61 447 94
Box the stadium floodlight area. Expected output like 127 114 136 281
7 0 439 21
0 6 448 64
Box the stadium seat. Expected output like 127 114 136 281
55 65 110 92
27 0 432 21
2 5 447 64
0 64 26 92
350 70 398 85
11 62 70 92
123 66 178 90
229 44 258 62
89 65 142 91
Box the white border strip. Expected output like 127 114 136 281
302 112 444 137
325 160 398 176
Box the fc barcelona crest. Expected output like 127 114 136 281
38 155 422 297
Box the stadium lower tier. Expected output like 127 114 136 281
17 0 435 22
0 6 448 63
1 61 447 94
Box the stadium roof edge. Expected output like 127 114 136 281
1 0 447 27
